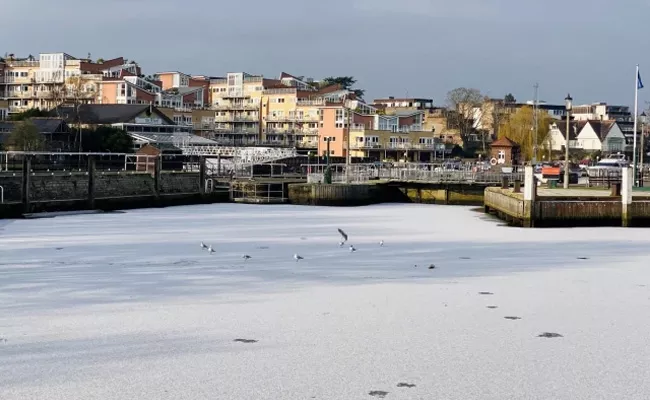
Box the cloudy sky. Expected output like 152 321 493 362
5 0 650 108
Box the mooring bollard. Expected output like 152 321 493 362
513 179 521 193
501 176 509 189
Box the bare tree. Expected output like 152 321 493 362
446 87 485 153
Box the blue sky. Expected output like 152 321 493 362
4 0 650 108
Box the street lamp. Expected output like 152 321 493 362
564 93 572 189
431 127 436 161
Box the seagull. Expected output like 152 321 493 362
428 264 436 269
294 254 304 262
349 245 356 253
338 228 348 244
207 245 215 254
242 255 251 260
200 242 208 249
379 240 384 247
339 241 345 247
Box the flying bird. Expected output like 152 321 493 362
349 245 356 253
294 254 304 261
338 228 348 243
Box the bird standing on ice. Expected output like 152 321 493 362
379 240 384 247
207 245 215 254
201 242 208 249
349 245 356 253
243 255 251 260
294 254 304 261
339 241 345 247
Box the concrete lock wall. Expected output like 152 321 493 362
0 169 208 218
288 183 383 206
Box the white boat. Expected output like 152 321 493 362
586 153 629 182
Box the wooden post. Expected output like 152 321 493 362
621 167 633 227
199 156 206 195
501 176 509 189
523 165 536 227
87 156 96 209
153 156 161 199
21 156 31 214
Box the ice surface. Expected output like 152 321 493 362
1 204 650 399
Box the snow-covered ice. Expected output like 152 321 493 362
1 203 650 399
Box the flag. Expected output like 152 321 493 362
638 70 644 90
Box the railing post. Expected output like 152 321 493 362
622 167 633 227
523 165 536 227
199 156 206 195
22 156 31 214
87 156 96 209
153 156 161 199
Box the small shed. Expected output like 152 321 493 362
136 143 183 172
490 136 521 166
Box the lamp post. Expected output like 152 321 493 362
431 127 436 161
564 93 572 189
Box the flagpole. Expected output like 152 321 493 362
633 64 639 187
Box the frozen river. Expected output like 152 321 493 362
1 204 650 399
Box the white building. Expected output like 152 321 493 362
546 119 625 153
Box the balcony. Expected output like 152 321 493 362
214 115 259 122
263 87 297 95
296 140 319 148
213 103 259 111
349 142 443 151
351 142 383 150
6 60 39 67
218 90 250 99
296 99 325 106
5 91 35 99
266 115 319 122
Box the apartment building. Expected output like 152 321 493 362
261 78 348 149
0 53 135 114
0 99 8 120
208 72 273 141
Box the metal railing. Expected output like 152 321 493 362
0 152 206 174
303 163 524 184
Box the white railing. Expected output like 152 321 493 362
304 163 524 184
297 99 325 106
266 115 319 122
213 103 259 110
214 115 259 122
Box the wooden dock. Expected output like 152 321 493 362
484 166 650 227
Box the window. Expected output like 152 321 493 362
498 150 506 160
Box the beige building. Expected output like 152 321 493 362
0 53 135 115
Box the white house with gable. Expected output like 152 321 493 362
575 120 625 152
546 120 583 152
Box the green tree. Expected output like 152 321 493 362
498 106 552 161
96 126 134 152
9 108 48 121
8 121 45 151
504 93 516 103
320 76 365 99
